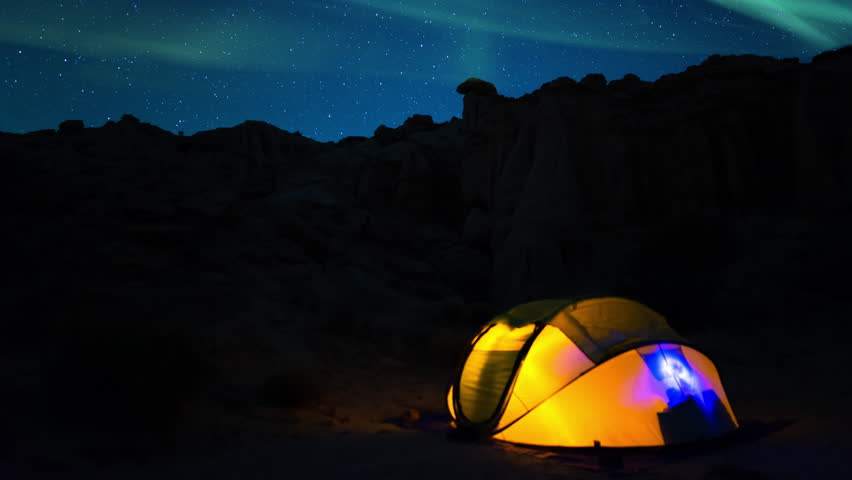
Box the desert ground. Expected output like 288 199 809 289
3 302 851 479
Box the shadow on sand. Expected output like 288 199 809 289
386 413 794 474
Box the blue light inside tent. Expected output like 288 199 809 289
639 343 736 440
642 344 707 411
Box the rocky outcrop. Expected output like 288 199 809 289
58 119 85 135
579 73 607 90
608 73 650 96
455 78 498 96
2 45 851 316
354 115 465 224
452 46 852 306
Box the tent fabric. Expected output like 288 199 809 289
497 297 688 364
458 324 536 423
496 325 593 430
449 297 738 448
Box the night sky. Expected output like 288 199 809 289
2 1 850 142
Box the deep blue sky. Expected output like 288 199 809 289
2 1 850 142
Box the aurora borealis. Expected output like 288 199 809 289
2 1 850 141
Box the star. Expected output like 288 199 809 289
1 1 850 140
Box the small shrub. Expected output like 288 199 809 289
455 77 498 96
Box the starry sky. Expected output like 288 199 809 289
2 1 851 142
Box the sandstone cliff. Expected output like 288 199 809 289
2 46 851 325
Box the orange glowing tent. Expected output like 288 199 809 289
447 297 738 447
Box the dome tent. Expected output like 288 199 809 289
447 297 738 447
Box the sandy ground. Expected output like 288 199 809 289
4 325 850 480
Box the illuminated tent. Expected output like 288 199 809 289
447 297 738 447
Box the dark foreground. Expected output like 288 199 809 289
2 324 850 479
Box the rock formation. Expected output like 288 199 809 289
453 45 852 307
2 44 852 325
